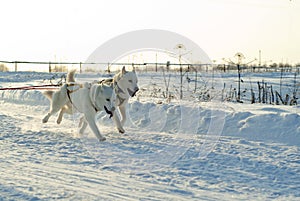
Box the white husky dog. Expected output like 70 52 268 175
44 67 139 139
42 73 116 141
60 67 139 133
101 66 139 132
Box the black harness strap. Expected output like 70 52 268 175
66 86 99 112
66 83 113 119
66 88 80 111
117 94 126 106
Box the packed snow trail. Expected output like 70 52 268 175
0 102 299 200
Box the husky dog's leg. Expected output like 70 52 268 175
56 103 72 124
57 108 65 124
42 85 68 123
84 112 106 141
119 105 127 126
112 110 125 133
78 116 85 128
43 103 65 123
78 116 88 134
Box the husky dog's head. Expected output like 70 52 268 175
90 83 115 117
115 66 139 97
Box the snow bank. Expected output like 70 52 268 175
1 71 299 147
222 104 300 146
1 90 49 106
0 71 65 83
97 99 300 146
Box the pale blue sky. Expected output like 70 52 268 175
0 0 299 65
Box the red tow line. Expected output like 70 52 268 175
0 84 60 91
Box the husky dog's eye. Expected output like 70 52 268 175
106 99 110 101
128 80 133 83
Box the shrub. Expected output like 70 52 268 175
51 65 68 72
0 64 9 72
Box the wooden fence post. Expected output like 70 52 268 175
15 62 18 72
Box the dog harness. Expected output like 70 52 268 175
114 82 127 106
66 83 113 118
66 83 99 112
100 78 126 107
66 83 81 111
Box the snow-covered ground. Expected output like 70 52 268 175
0 70 299 200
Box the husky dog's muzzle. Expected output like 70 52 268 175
127 87 139 97
104 106 115 118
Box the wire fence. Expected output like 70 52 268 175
1 60 300 74
0 60 299 105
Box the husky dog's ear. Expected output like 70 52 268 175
122 66 126 74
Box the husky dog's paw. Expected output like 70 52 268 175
99 137 106 142
42 118 48 123
118 127 125 134
79 127 85 135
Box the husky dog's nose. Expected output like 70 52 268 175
111 106 116 112
132 87 139 97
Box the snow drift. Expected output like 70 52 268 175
1 84 299 146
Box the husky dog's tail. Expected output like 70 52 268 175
67 69 76 83
43 91 55 100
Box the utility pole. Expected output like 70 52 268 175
155 53 157 72
259 50 261 67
